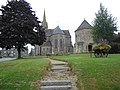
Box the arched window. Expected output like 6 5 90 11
60 39 62 49
55 39 58 48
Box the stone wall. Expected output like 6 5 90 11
50 34 66 54
75 29 93 53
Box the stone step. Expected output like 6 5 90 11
41 80 71 86
51 67 70 72
50 60 68 66
51 63 68 66
52 65 68 68
40 85 72 90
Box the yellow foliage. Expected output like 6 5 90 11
94 43 111 50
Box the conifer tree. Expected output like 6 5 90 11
92 3 117 43
0 0 46 58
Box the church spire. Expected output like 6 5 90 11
42 9 48 29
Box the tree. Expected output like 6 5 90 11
92 3 117 43
0 0 46 58
109 33 120 54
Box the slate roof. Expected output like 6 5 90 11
63 30 71 38
44 26 71 37
75 19 92 32
42 40 52 46
45 29 53 37
52 26 65 35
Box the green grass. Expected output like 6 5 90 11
50 54 120 90
0 56 49 90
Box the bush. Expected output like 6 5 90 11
93 43 111 50
46 54 52 56
0 56 2 58
109 43 120 54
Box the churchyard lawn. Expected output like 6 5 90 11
0 56 49 90
50 54 120 90
0 54 120 90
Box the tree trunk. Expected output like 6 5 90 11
17 46 21 59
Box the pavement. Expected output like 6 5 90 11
0 58 16 62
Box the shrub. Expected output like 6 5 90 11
0 56 2 58
46 54 52 56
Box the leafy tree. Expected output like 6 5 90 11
109 33 120 54
0 0 46 58
112 33 120 43
92 3 117 43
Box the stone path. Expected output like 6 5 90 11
40 58 78 90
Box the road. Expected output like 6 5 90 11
0 58 16 62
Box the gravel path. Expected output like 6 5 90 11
39 58 78 90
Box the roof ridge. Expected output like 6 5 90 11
75 19 92 32
52 26 65 35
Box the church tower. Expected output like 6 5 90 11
42 9 48 29
74 19 93 53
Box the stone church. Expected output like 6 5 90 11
35 10 73 55
74 19 94 53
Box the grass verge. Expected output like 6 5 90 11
0 56 49 90
50 54 120 90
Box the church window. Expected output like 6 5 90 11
43 48 45 51
60 39 62 48
47 48 49 51
55 39 58 48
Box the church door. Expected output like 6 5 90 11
88 45 92 52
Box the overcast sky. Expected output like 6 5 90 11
1 0 120 45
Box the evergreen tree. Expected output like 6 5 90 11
0 0 46 58
92 3 117 43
